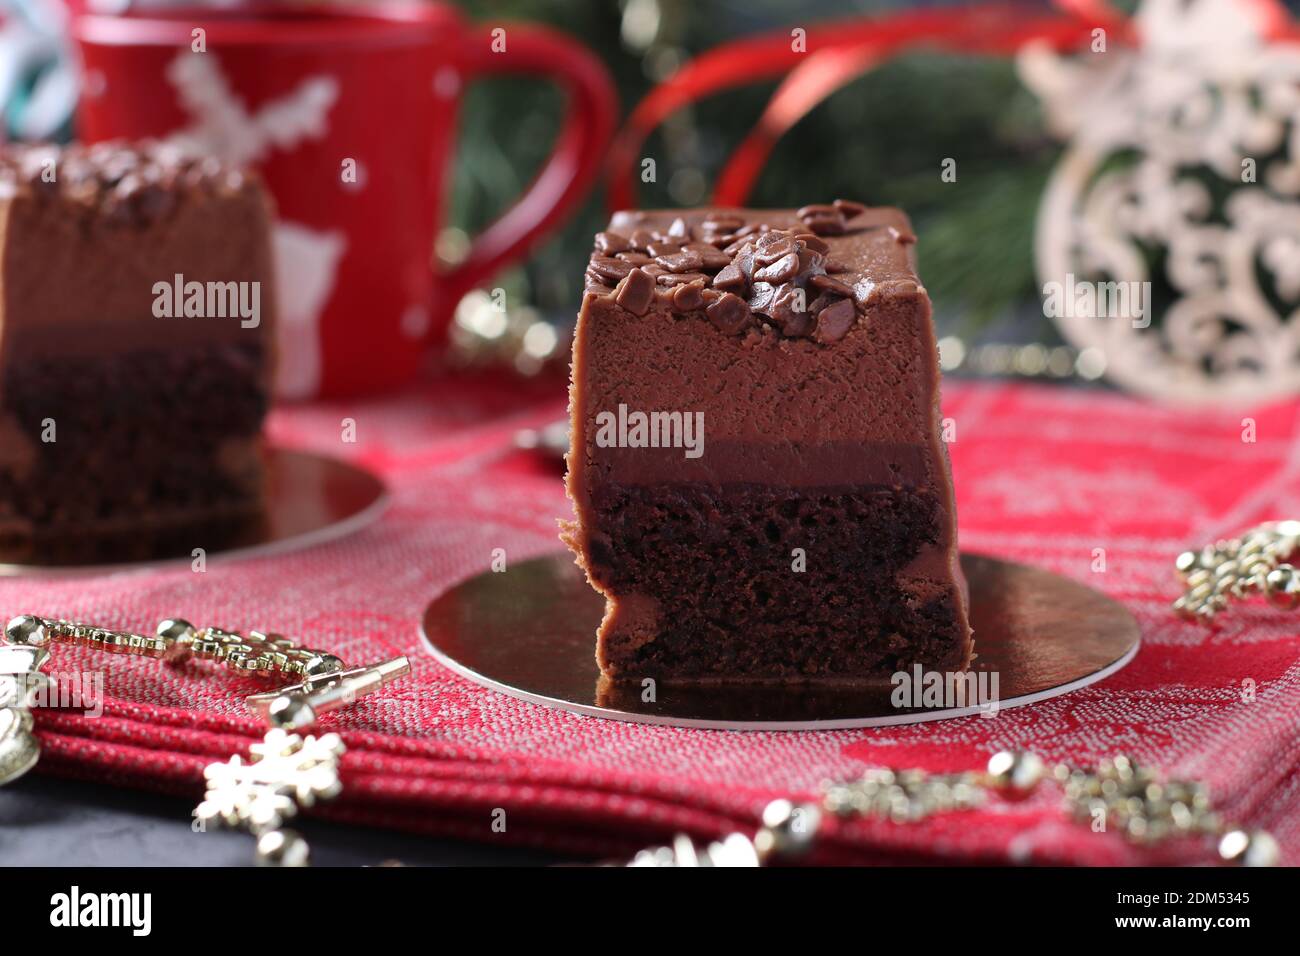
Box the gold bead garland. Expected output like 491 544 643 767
8 614 345 678
626 752 1279 867
2 613 409 867
1173 521 1300 620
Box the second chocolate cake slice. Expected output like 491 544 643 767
0 142 276 550
564 202 971 684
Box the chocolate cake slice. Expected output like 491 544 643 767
0 142 276 546
564 202 971 684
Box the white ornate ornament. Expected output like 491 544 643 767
1022 0 1300 404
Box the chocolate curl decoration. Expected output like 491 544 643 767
606 1 1135 211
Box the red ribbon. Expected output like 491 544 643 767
605 0 1300 211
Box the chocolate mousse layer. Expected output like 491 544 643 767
564 204 970 684
0 142 277 543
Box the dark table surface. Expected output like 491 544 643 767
0 774 570 867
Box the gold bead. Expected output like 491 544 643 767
256 828 310 867
266 695 316 731
157 618 197 665
1111 754 1136 778
304 654 345 677
1213 558 1239 579
99 631 127 652
4 615 47 647
157 618 195 643
1218 829 1279 867
986 751 1044 797
1265 565 1300 609
1273 520 1300 539
753 799 822 859
1174 551 1198 577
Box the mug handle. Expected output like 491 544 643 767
436 23 618 316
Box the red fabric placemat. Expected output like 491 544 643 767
7 372 1299 865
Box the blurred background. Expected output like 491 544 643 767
4 0 1299 868
6 0 1300 401
441 0 1057 365
443 0 1061 379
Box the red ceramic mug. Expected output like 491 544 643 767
71 3 617 398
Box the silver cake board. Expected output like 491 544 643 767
420 552 1141 731
0 448 387 577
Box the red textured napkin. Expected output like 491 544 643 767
8 371 1299 864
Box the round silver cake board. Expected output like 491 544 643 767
420 552 1141 730
0 448 387 577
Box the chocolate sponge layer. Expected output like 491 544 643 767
0 342 267 541
586 482 966 683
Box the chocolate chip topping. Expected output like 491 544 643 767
813 296 857 343
701 212 744 232
595 231 630 255
614 267 656 316
588 256 634 282
656 249 705 273
753 251 799 284
753 233 796 265
765 283 816 337
810 273 856 298
684 242 731 270
718 227 861 339
794 232 829 255
712 261 746 292
796 200 871 237
589 203 877 342
671 281 706 311
706 292 753 334
656 271 710 287
0 141 257 227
